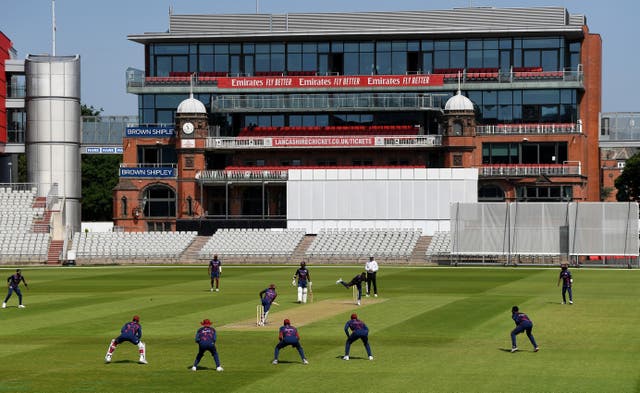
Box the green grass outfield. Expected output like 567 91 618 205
1 266 639 393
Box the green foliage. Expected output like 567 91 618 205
17 153 27 183
81 104 104 117
1 266 639 393
81 155 121 221
614 152 640 201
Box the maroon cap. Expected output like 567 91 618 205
132 315 140 322
351 313 358 320
269 283 276 289
201 319 212 326
284 319 290 325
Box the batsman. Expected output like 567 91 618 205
292 261 312 304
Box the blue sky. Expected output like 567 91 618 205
1 0 638 115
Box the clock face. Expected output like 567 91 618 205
182 122 195 135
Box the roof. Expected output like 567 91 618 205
177 94 206 114
129 7 585 43
444 91 474 112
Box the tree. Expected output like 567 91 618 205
614 152 640 201
81 155 121 221
79 103 120 222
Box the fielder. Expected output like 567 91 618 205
191 319 223 372
292 261 312 303
105 315 147 364
258 284 278 325
208 254 222 292
3 268 28 309
336 272 367 305
510 306 539 353
343 313 373 361
272 319 308 365
557 263 574 304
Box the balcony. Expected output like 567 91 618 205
479 162 582 177
126 66 584 94
197 168 289 183
476 122 581 135
205 134 442 149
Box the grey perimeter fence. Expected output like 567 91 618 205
440 202 639 267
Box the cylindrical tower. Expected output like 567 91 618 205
25 54 81 231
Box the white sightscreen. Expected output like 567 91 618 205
568 202 639 256
287 168 478 234
450 202 638 256
510 203 569 255
451 203 509 255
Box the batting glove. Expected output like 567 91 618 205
291 279 296 286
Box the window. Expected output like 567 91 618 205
142 185 176 217
147 222 172 232
120 196 128 217
478 185 505 202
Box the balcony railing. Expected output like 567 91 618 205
205 135 442 149
197 169 289 183
476 122 581 135
479 162 581 177
126 66 584 89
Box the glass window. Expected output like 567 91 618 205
214 44 228 54
143 185 176 217
376 52 392 75
243 43 255 54
523 38 560 49
154 44 188 55
541 49 559 70
376 41 391 51
271 43 285 53
467 50 482 68
450 40 465 50
288 53 302 70
199 54 214 72
344 42 359 52
272 53 285 71
199 44 214 54
214 54 229 71
156 57 171 76
331 42 343 52
392 41 407 51
318 42 330 52
255 54 270 72
230 44 241 54
391 51 406 74
256 43 270 53
421 40 434 51
303 42 317 52
483 50 499 68
172 56 188 72
407 41 420 51
468 40 482 50
434 41 449 50
360 52 374 75
302 53 316 71
499 38 512 49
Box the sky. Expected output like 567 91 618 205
1 0 639 115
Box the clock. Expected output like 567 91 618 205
182 122 195 135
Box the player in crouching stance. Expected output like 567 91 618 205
343 313 373 361
510 306 539 353
191 319 223 372
292 261 312 303
105 315 147 364
336 272 366 305
272 319 308 365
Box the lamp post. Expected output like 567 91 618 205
7 161 12 185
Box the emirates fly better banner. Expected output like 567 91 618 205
216 74 444 89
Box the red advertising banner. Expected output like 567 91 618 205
271 136 377 147
216 74 444 89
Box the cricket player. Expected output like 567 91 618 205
105 315 147 364
292 261 312 303
557 263 573 304
208 254 222 292
258 284 278 325
272 319 308 365
343 313 373 360
3 268 28 309
191 319 223 372
365 256 379 297
336 272 367 305
510 306 539 353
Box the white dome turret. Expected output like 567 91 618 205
444 90 474 112
177 93 207 114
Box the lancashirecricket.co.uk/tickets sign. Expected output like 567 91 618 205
216 74 444 89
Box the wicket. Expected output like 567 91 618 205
256 304 264 326
352 286 359 304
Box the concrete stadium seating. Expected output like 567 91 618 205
198 228 306 258
71 231 198 261
0 187 50 263
305 228 421 258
